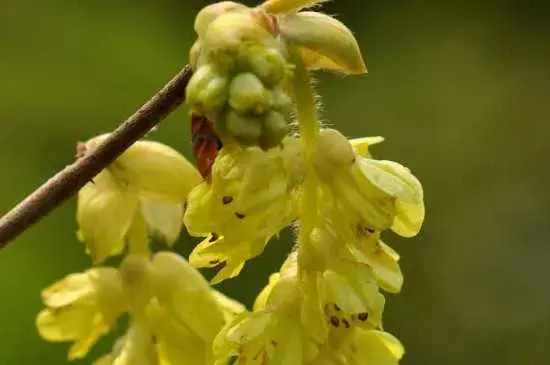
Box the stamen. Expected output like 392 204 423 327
357 312 369 321
209 233 219 242
222 196 234 205
330 316 340 327
235 212 246 219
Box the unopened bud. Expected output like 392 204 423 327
313 128 356 180
225 111 262 146
269 87 293 115
240 45 287 87
204 12 277 70
194 1 248 38
186 64 229 115
260 111 290 150
229 73 269 115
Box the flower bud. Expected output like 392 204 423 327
203 12 277 70
240 45 287 87
260 111 290 150
186 64 229 115
225 111 262 146
228 73 269 115
194 1 248 38
313 128 356 180
269 87 293 115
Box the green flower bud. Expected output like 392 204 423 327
225 111 262 146
269 86 293 115
229 73 269 115
186 64 229 115
260 111 290 150
203 12 276 70
194 1 248 38
240 45 287 87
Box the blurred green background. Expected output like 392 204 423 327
1 0 550 364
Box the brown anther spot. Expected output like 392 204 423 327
357 312 369 321
209 260 220 265
342 319 350 328
330 316 340 327
222 196 234 205
209 233 219 242
333 303 341 311
351 156 356 164
235 212 246 219
271 340 278 347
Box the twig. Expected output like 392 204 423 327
0 64 193 248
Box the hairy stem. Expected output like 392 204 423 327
291 48 320 249
0 64 193 248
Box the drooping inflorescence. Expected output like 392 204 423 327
36 1 424 364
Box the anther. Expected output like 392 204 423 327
330 316 340 327
209 260 220 265
209 233 219 242
235 212 246 219
357 312 369 321
342 319 350 328
222 196 234 205
333 304 341 312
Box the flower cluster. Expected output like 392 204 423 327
36 1 424 364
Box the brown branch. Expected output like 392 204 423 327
0 64 193 248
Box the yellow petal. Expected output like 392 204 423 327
350 136 385 157
260 0 329 14
280 12 366 75
77 170 138 263
354 330 404 365
151 252 225 342
357 159 425 236
111 140 202 202
139 196 184 246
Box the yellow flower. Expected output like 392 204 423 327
77 135 201 262
36 268 126 360
94 322 157 365
214 253 314 365
313 128 425 236
310 328 405 365
185 139 303 283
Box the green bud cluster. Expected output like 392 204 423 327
186 3 293 150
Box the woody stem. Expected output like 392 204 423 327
0 65 193 248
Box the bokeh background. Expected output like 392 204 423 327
1 0 550 364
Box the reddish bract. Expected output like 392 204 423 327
191 114 222 181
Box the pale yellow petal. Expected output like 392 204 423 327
151 252 225 342
139 196 184 245
76 170 138 263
